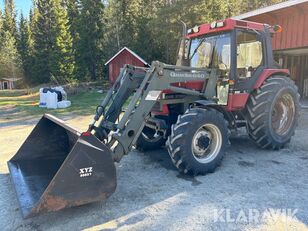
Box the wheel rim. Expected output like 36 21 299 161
271 93 295 136
191 124 222 163
141 128 163 143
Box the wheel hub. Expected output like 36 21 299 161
197 136 211 150
271 93 295 136
191 124 222 163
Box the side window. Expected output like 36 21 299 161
236 31 263 78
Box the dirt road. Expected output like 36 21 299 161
0 110 307 231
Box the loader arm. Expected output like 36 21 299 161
90 61 217 162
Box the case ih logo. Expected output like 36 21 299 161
170 72 205 78
79 167 93 177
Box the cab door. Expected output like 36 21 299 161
234 29 265 92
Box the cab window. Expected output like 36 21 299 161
189 33 231 78
236 31 263 78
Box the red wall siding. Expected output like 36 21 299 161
108 50 146 83
246 2 308 50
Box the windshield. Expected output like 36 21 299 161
189 33 231 72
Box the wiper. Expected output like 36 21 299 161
189 37 207 60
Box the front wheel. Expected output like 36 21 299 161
166 108 229 175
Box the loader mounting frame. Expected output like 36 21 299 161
89 61 218 162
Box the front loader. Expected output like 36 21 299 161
8 18 300 218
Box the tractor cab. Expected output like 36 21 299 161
178 19 280 85
176 18 283 109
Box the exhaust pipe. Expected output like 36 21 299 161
8 114 116 218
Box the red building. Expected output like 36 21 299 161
234 0 308 98
105 47 149 83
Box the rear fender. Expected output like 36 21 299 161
253 69 290 89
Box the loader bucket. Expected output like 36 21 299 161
7 114 116 218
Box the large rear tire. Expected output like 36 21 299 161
166 108 229 175
245 76 300 149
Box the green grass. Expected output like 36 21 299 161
0 89 33 97
0 89 106 118
55 90 106 116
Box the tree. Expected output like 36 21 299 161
2 0 17 39
49 0 75 83
0 8 3 31
0 30 22 79
104 0 165 64
31 0 53 83
132 0 167 62
32 0 74 84
2 0 285 85
0 9 3 69
0 1 22 80
17 13 34 83
29 6 39 34
75 0 105 80
65 0 80 40
65 0 81 79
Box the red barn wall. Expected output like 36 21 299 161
108 50 146 83
245 1 308 50
243 2 308 97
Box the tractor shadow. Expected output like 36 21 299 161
143 148 176 171
142 133 258 173
144 147 202 186
142 148 202 186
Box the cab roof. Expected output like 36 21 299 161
187 18 267 39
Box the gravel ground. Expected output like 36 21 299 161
0 110 307 231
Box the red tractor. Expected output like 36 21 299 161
136 19 300 174
8 19 300 218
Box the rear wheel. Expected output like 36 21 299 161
166 108 229 175
245 76 300 149
136 127 166 151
